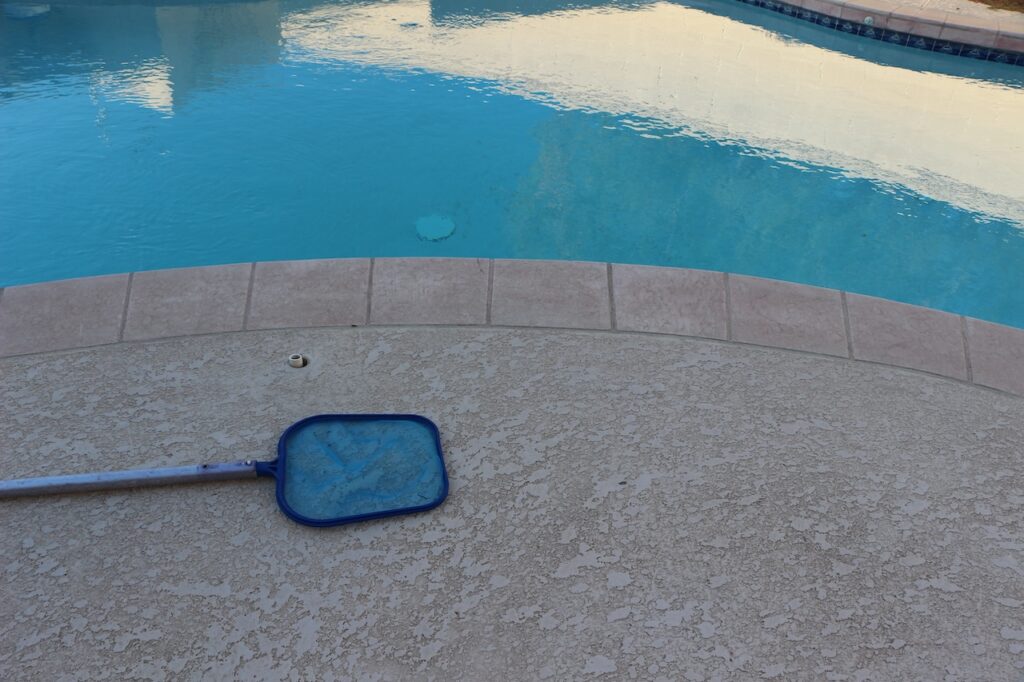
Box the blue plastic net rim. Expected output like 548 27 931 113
257 413 449 528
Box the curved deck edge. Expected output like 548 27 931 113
0 258 1021 397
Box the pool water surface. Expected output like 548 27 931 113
1 0 1023 325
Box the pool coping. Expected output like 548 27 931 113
736 0 1024 66
1 258 1022 398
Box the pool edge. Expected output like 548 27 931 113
1 258 1022 398
734 0 1024 67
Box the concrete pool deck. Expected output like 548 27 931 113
925 0 1022 22
0 260 1023 679
1 324 1023 679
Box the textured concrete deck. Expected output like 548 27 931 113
1 326 1022 680
927 0 1021 22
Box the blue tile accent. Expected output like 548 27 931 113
907 35 935 51
933 40 964 57
960 46 989 61
882 30 910 47
736 0 1022 68
987 50 1013 64
859 26 882 41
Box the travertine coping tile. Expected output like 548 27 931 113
371 258 488 325
837 0 893 22
847 294 966 380
0 275 128 356
886 10 947 38
839 2 891 26
3 261 1023 399
729 275 847 357
799 0 844 19
248 259 369 330
966 318 1024 396
491 260 610 329
123 264 251 341
612 264 727 339
784 0 1011 54
996 31 1024 54
940 15 999 48
995 23 1024 53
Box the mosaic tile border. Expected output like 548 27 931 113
1 259 1022 398
736 0 1024 67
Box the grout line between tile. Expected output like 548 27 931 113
242 263 256 331
118 273 134 342
723 272 733 341
366 258 375 326
841 291 854 360
486 259 494 326
607 263 617 330
961 316 973 383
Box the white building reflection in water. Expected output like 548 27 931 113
281 0 1024 225
1 0 1021 222
0 0 282 113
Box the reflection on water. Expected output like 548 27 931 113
428 0 654 25
0 0 282 110
282 0 1024 222
3 4 50 19
1 0 1023 325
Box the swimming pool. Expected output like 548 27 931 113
1 0 1023 326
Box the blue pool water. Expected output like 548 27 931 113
1 0 1023 326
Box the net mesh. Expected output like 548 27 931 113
281 417 445 521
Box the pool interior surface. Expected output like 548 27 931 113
1 0 1023 326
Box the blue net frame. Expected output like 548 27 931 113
254 414 449 527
